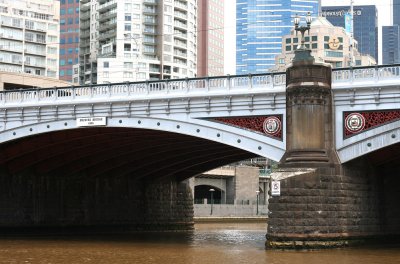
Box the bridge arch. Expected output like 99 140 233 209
336 120 400 163
1 115 285 163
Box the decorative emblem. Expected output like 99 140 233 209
263 116 282 136
345 113 365 133
328 36 340 50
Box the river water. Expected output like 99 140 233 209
0 223 399 264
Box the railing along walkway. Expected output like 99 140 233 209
0 73 286 106
2 64 400 106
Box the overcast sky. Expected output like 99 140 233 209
224 0 393 74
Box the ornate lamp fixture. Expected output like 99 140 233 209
294 12 312 51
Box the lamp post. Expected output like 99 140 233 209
209 188 215 215
294 12 312 51
256 190 260 215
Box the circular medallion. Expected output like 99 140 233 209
263 116 281 136
345 113 365 133
328 36 340 50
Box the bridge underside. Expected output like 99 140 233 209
0 128 254 231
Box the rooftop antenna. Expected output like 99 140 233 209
318 0 321 17
350 0 354 67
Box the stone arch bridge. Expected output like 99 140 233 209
0 64 399 245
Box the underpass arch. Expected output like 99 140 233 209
0 115 285 163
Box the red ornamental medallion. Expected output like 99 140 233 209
263 116 282 136
345 113 365 133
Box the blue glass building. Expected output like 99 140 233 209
321 5 378 62
236 0 319 74
394 0 400 26
382 0 400 65
382 26 400 65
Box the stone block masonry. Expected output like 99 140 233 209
0 167 194 233
266 160 388 249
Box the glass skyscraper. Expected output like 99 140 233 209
382 25 400 65
394 0 400 26
322 5 378 62
236 0 319 74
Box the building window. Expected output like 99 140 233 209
285 45 291 51
103 72 109 78
285 38 291 44
125 14 131 21
104 62 109 68
335 62 342 68
312 43 318 49
293 38 298 43
325 51 343 58
124 43 131 51
124 62 133 69
312 36 317 42
123 71 133 78
125 24 131 31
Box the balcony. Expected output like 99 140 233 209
143 27 156 35
174 40 187 48
98 30 116 41
143 17 157 25
143 37 156 45
143 8 157 15
174 11 187 20
80 11 90 20
98 9 117 22
99 0 117 12
81 2 91 11
1 20 23 29
24 48 46 56
25 23 47 33
0 57 23 65
174 50 187 59
174 21 187 30
80 21 90 30
99 20 117 31
174 30 187 40
144 0 157 5
174 1 188 11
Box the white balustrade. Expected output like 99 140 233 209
2 66 400 105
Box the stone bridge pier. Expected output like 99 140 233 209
266 49 400 249
0 166 194 233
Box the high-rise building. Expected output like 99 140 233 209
0 0 60 79
394 0 400 26
78 0 198 85
273 17 376 72
321 5 378 62
236 0 319 74
382 25 400 65
197 0 224 77
59 0 80 83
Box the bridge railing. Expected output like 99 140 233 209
332 65 400 83
0 73 286 105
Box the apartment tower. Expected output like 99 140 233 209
79 0 198 85
59 0 80 82
0 0 60 80
197 0 224 77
